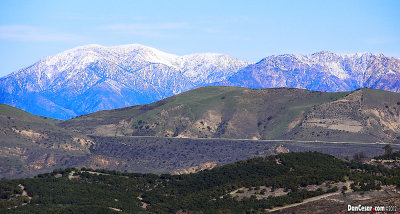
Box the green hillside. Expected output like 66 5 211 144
61 86 400 143
60 86 350 140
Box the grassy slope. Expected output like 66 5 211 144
61 86 400 143
60 86 350 140
0 104 59 125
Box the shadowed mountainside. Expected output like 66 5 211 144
0 104 91 178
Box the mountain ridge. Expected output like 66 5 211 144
217 51 400 92
0 44 247 119
1 44 400 119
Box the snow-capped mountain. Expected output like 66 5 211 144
216 51 400 92
0 44 247 119
1 45 400 120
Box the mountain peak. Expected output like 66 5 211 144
312 50 334 54
0 44 248 119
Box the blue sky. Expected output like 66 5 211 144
0 0 399 77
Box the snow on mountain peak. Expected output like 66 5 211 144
33 44 248 83
3 43 248 99
41 44 249 73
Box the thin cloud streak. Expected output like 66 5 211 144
61 14 149 22
100 22 188 31
99 22 188 38
0 25 85 43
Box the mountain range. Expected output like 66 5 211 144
1 44 400 119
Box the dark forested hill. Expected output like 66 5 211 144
1 152 399 213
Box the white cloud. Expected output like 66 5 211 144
0 25 84 43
